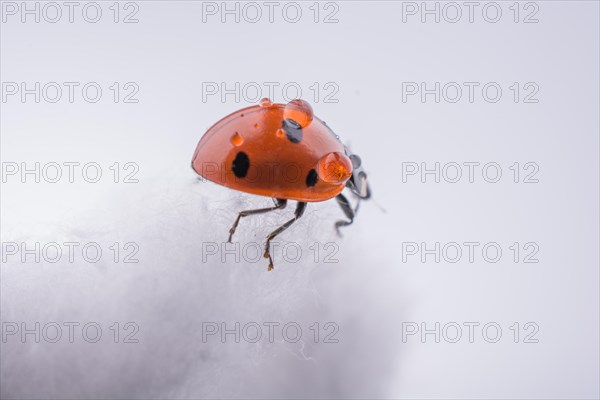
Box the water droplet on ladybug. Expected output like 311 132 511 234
254 123 259 129
259 98 272 107
283 99 313 128
275 128 285 138
230 132 244 146
317 152 353 184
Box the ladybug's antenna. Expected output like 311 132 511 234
370 198 387 213
352 192 386 214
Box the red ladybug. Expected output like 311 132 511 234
192 98 370 270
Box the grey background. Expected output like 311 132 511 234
1 1 599 399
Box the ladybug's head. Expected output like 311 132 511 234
344 148 371 200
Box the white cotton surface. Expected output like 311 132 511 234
1 166 407 399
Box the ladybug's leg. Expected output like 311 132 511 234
263 201 307 271
334 193 355 237
228 198 287 243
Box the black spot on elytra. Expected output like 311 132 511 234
306 169 318 187
282 119 303 144
232 152 250 178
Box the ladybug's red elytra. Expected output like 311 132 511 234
192 98 370 270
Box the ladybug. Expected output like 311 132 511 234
192 98 370 270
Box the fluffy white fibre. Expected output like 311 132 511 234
1 170 405 399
